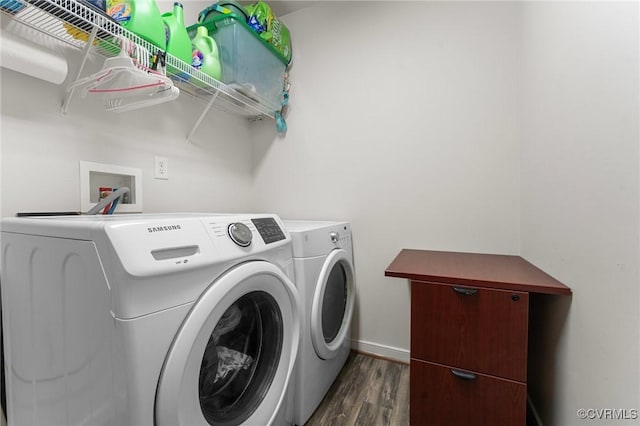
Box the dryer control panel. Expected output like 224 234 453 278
283 220 352 258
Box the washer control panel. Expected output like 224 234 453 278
203 215 289 251
252 217 286 244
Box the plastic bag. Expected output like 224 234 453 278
245 0 271 35
245 1 291 64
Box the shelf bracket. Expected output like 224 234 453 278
61 24 99 115
187 91 219 143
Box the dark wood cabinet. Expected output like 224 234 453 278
411 282 529 381
386 249 571 426
410 359 527 425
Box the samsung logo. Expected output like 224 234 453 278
148 225 182 233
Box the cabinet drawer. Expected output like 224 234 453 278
411 281 528 381
410 359 527 426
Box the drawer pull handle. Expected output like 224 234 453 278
451 369 477 381
453 287 478 296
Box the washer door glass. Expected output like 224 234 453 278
199 291 282 425
155 261 300 426
310 249 355 360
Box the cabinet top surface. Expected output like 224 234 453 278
385 249 572 295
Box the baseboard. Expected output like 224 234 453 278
350 339 410 364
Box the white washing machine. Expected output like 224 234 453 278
282 220 356 426
0 213 301 426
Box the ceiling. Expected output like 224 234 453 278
238 1 317 17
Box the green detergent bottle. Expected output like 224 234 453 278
191 26 222 84
107 0 166 50
162 2 192 78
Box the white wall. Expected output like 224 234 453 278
251 1 523 359
0 33 258 217
520 2 639 425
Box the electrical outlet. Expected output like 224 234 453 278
154 156 169 180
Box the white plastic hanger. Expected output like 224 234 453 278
106 85 180 112
67 36 179 111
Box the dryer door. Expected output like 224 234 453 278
155 261 300 426
310 249 355 360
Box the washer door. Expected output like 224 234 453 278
155 261 300 426
310 249 355 360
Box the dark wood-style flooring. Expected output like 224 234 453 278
305 352 410 426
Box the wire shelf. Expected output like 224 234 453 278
1 0 276 121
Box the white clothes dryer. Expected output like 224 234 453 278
282 220 355 426
0 213 300 426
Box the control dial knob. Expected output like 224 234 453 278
228 222 252 247
329 231 339 243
